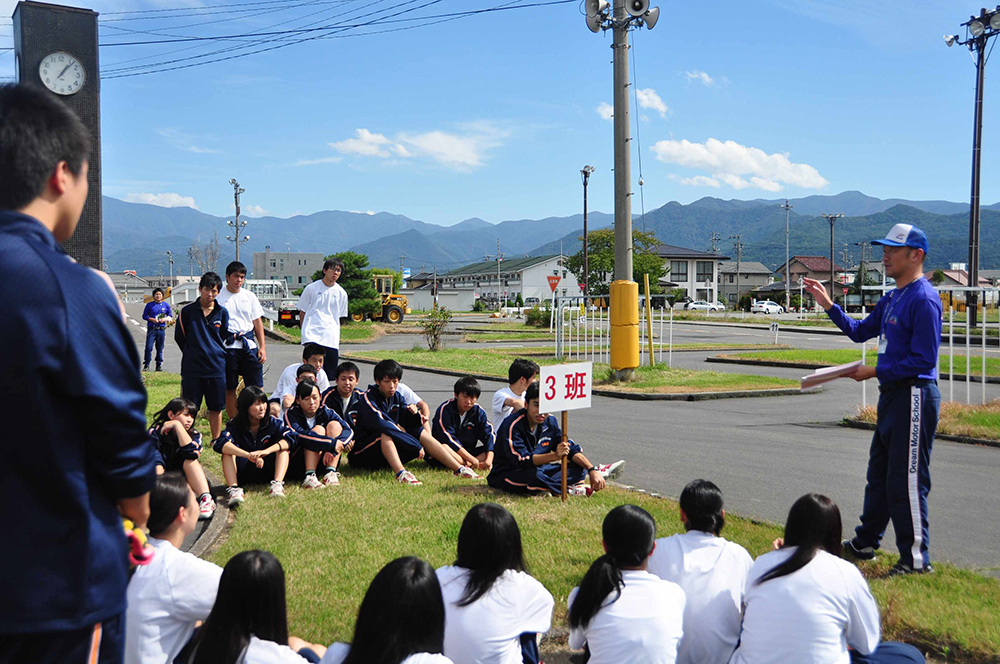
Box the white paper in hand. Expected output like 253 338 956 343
801 360 864 390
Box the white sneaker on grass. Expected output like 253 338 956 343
454 466 482 480
596 460 626 480
227 486 244 507
322 470 341 487
269 480 286 497
301 473 325 489
396 469 422 485
198 493 216 520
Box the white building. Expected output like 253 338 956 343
251 249 325 287
652 244 730 302
442 255 582 304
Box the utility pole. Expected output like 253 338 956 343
822 213 844 301
226 178 249 262
730 234 744 310
484 240 505 311
432 267 438 310
709 231 721 254
166 250 174 305
581 165 595 297
187 246 195 277
398 254 406 276
780 199 793 313
855 240 869 310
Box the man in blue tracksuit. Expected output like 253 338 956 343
141 287 173 371
804 223 941 575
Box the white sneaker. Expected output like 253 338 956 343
269 480 286 497
396 469 422 485
198 493 216 520
227 486 244 507
596 460 626 480
454 465 482 480
301 473 325 489
568 484 594 497
321 470 341 487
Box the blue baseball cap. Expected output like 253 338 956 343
872 223 929 255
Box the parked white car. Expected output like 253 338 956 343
751 300 784 315
686 300 725 312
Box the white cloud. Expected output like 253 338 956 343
124 192 198 209
243 204 268 216
635 88 668 118
156 128 220 155
349 210 376 216
651 137 828 192
289 156 343 167
330 128 401 157
596 102 614 121
684 70 717 87
331 122 507 171
670 174 721 188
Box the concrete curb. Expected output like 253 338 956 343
184 471 233 559
342 354 814 401
841 418 1000 449
707 356 1000 384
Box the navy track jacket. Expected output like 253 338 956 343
322 386 363 429
352 384 414 455
0 211 157 633
175 299 229 378
213 415 297 455
432 399 495 454
283 404 353 453
492 409 581 475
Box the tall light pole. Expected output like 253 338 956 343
946 8 1000 329
780 199 793 312
166 250 174 306
730 234 743 310
822 213 844 302
581 165 595 296
226 178 249 263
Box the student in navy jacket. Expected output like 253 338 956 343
175 272 229 440
141 287 173 371
0 83 156 663
431 376 496 471
284 379 353 488
488 381 606 497
322 360 365 429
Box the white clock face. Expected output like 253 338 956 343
39 52 86 96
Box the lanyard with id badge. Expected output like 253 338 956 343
879 283 912 356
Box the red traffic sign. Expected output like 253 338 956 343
547 275 561 292
842 288 848 295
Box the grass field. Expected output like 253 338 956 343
717 348 1000 378
851 401 1000 441
276 322 387 344
144 371 1000 662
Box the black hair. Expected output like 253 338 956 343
190 550 289 664
373 359 403 382
152 287 164 296
680 479 725 535
568 505 656 630
323 257 345 273
225 261 247 277
296 363 318 379
232 386 269 433
341 557 445 664
524 380 540 403
150 397 199 433
508 358 540 385
199 272 223 291
336 361 360 380
295 378 320 400
454 376 481 399
0 83 90 211
756 493 842 585
147 472 192 537
302 343 326 360
454 503 527 607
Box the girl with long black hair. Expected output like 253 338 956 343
730 494 924 664
568 505 686 664
436 503 554 664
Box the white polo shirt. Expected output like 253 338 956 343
243 636 312 664
568 569 685 664
436 566 553 664
297 279 348 349
647 531 752 664
124 538 223 664
270 362 331 402
321 643 453 664
491 386 522 429
397 382 421 406
217 286 264 349
730 548 881 664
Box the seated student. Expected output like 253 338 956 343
124 473 223 664
148 397 215 520
492 359 539 430
488 381 609 497
731 494 925 664
213 386 296 505
322 361 363 429
321 557 454 664
270 343 331 417
431 377 496 472
568 505 686 664
436 503 553 664
189 550 326 664
646 480 752 664
284 379 353 489
271 363 321 418
351 359 482 485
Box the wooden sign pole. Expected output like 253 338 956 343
561 411 569 502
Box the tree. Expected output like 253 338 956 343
189 231 220 275
421 307 452 351
931 269 946 286
566 229 666 295
311 251 381 319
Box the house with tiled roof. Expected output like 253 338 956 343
652 244 730 302
775 256 847 287
718 261 772 307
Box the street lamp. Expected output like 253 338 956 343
780 199 793 312
945 6 1000 328
581 165 595 297
822 213 844 301
166 250 174 306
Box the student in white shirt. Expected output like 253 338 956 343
491 359 538 429
568 505 686 664
218 261 267 418
647 480 752 664
321 557 454 664
125 473 223 664
269 344 330 417
188 550 326 664
731 494 924 664
297 258 349 380
436 503 553 664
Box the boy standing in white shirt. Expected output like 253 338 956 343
217 261 267 418
297 258 349 381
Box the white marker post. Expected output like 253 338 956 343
540 361 593 502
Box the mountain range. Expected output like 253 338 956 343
102 191 1000 278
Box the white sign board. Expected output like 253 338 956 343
540 361 593 412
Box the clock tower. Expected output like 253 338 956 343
13 1 102 270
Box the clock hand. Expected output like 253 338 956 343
56 62 73 79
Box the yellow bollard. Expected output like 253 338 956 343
610 280 639 374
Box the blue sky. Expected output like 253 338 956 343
1 0 998 224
